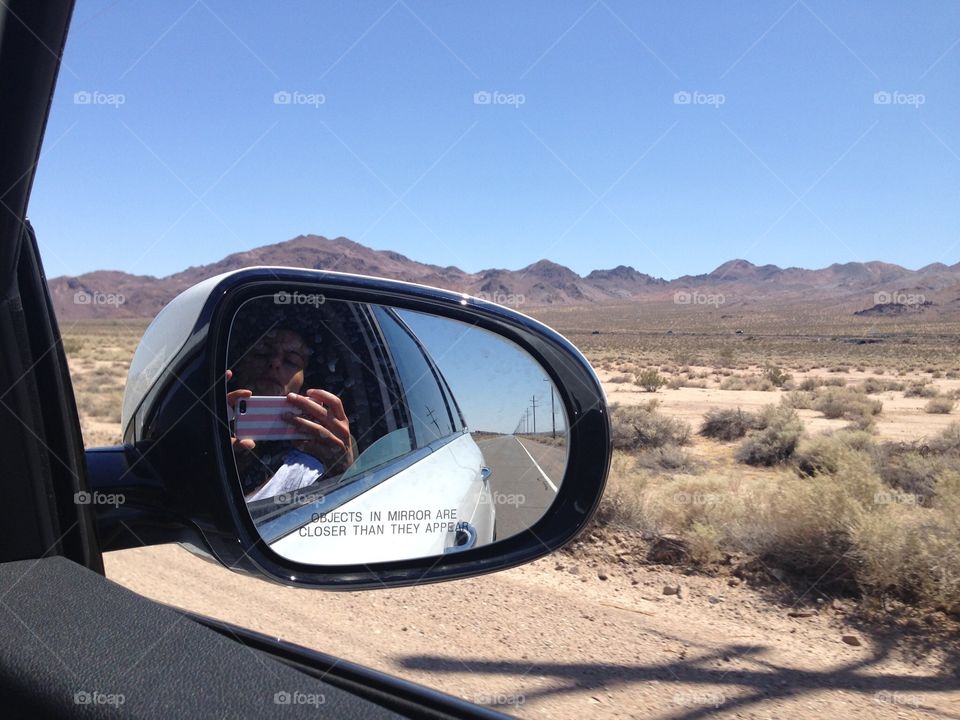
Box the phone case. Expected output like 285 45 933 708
233 396 311 441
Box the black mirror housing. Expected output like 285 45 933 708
89 268 611 589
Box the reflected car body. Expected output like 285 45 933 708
244 303 495 564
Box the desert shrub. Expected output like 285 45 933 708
822 376 848 387
928 422 960 455
736 405 804 466
853 500 960 614
62 337 84 355
635 446 699 473
812 387 883 420
905 381 940 398
720 375 774 392
608 373 634 384
636 369 666 392
763 364 791 388
781 390 815 410
610 402 690 452
925 396 955 414
794 430 876 477
861 376 904 394
700 407 761 441
797 377 820 392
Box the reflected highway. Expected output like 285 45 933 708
474 434 567 539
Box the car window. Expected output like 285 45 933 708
372 306 456 447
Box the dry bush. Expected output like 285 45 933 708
812 386 883 420
699 407 761 441
905 381 940 398
781 390 815 409
720 374 775 392
925 396 956 414
607 373 634 384
794 430 876 477
634 445 699 474
860 376 904 394
763 364 791 388
636 369 666 392
736 405 803 466
609 401 691 452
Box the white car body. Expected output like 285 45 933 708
270 432 494 564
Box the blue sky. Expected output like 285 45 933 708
28 1 960 281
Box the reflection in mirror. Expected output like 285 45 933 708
225 293 568 565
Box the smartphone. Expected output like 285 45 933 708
233 396 310 441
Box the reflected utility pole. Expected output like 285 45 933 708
530 395 538 435
543 379 556 439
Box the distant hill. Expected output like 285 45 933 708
47 234 960 320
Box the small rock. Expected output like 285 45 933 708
841 635 862 647
727 577 741 587
568 565 581 575
597 572 609 581
662 585 680 596
788 611 816 618
708 596 723 604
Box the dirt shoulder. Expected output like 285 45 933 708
105 538 958 720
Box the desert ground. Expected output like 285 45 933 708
64 303 960 719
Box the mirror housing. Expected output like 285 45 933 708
88 268 610 589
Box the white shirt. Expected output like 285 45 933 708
244 450 325 503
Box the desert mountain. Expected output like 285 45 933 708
48 235 960 320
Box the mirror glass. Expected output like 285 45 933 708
225 292 568 564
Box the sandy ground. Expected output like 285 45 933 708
104 543 958 719
85 354 959 718
598 368 959 442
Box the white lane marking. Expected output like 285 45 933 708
514 437 559 493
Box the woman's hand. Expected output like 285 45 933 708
284 389 354 474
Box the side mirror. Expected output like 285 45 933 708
87 268 610 589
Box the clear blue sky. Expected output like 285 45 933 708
28 1 960 281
